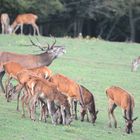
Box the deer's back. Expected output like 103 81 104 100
49 73 80 98
106 86 134 109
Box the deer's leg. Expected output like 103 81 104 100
29 95 38 121
5 76 12 100
13 24 20 33
68 98 74 117
39 101 43 121
111 105 117 128
86 109 89 122
24 85 33 118
2 24 4 34
61 105 66 125
32 23 40 35
20 24 23 35
15 84 24 111
47 100 58 125
21 89 30 118
21 93 26 118
0 71 5 93
39 102 48 122
108 99 117 128
74 100 78 120
80 106 86 122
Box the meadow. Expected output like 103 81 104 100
0 35 140 140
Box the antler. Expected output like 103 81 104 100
50 35 56 49
35 36 50 50
29 36 57 51
29 36 46 51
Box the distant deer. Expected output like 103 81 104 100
131 56 140 72
0 36 66 93
0 13 10 34
9 13 40 35
106 86 137 134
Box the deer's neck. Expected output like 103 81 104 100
11 21 17 29
126 95 133 120
36 52 55 67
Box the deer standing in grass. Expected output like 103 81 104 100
9 13 39 35
106 86 137 134
0 36 66 93
49 73 98 123
25 77 72 125
0 13 10 34
2 62 53 122
49 73 84 120
131 56 140 72
2 62 52 112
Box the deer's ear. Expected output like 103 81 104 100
96 110 99 115
133 117 138 122
123 116 128 121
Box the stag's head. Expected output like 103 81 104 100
29 36 66 59
123 116 138 134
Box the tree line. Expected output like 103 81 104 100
0 0 140 42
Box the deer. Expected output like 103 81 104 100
131 56 140 72
2 61 52 111
0 36 66 93
0 13 10 34
49 73 98 123
49 73 84 120
3 64 53 122
106 86 138 134
20 76 72 125
79 85 98 123
8 13 40 35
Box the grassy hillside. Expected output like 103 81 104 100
0 35 140 140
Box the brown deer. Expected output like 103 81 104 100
131 56 140 72
0 13 10 34
49 73 84 120
9 13 39 35
0 36 66 93
23 77 72 125
3 65 52 121
2 62 52 111
106 86 138 134
79 85 98 123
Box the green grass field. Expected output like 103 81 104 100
0 35 140 140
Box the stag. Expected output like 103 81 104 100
8 13 39 35
0 37 66 93
0 13 10 34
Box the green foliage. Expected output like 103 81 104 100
0 35 140 140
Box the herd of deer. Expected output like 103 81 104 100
0 13 39 35
0 13 139 134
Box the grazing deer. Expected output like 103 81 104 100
0 36 66 93
0 13 10 34
131 56 140 72
25 77 72 125
49 73 85 120
106 86 138 134
9 13 39 35
79 85 98 123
